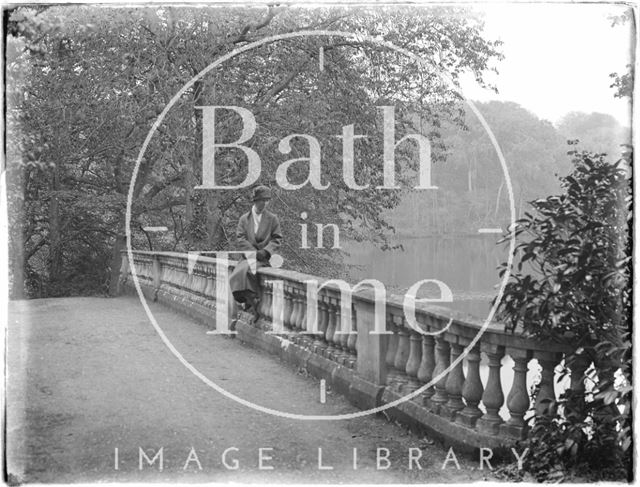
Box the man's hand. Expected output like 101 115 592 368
256 249 270 262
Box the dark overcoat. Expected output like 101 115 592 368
229 210 283 301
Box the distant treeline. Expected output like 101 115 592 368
387 101 631 236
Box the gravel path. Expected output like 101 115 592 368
7 296 496 483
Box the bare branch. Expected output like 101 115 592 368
256 61 309 107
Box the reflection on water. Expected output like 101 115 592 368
344 236 507 319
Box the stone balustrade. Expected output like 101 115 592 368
119 250 581 451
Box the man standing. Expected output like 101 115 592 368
229 185 282 325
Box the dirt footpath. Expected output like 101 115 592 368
7 296 498 484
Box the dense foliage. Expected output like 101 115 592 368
495 146 632 481
7 5 503 297
389 101 573 236
557 111 630 158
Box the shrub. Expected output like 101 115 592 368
495 144 632 481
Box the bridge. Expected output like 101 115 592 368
6 250 584 483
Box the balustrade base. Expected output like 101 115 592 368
331 364 356 398
338 353 357 367
298 336 314 350
439 404 465 422
124 281 218 331
401 380 421 394
349 375 386 410
381 388 514 453
306 351 338 383
476 417 505 436
499 422 528 440
312 342 328 355
456 409 483 428
427 398 447 415
411 392 431 408
323 346 339 361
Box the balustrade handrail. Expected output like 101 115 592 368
123 249 571 355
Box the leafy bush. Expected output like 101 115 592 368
496 144 632 481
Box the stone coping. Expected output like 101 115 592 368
123 250 571 355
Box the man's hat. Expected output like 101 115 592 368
252 185 272 201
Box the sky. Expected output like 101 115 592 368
459 2 634 127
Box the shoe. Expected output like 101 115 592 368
251 307 260 324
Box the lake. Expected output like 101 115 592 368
343 235 508 320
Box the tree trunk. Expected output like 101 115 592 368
47 165 63 291
206 192 225 249
185 79 203 250
108 231 127 296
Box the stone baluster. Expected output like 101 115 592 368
477 345 505 435
160 261 170 290
297 288 310 347
336 305 351 365
299 289 308 333
324 297 338 360
270 279 285 331
313 294 329 354
265 278 279 331
392 315 410 392
187 267 196 302
196 271 204 299
166 261 175 284
457 345 484 427
202 270 211 307
346 306 358 369
191 268 200 294
534 351 559 418
429 336 451 413
184 269 193 295
196 271 206 304
287 286 300 341
194 272 202 301
404 328 422 393
260 279 271 320
416 334 436 405
295 286 305 331
155 259 165 284
180 267 189 298
566 352 589 420
257 277 268 318
160 263 170 291
290 287 301 331
204 271 215 302
444 340 466 419
283 283 295 332
258 279 268 321
174 266 185 300
330 298 344 359
385 318 400 389
500 349 531 439
143 261 150 281
332 297 349 364
176 266 184 294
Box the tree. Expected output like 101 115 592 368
557 111 630 160
388 101 571 236
7 5 503 296
609 8 634 100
